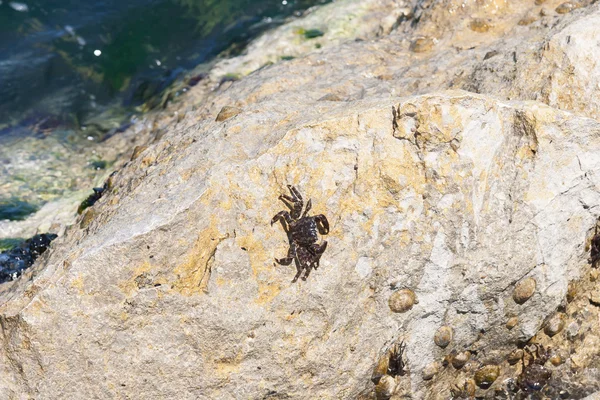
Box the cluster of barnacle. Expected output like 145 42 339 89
372 302 557 399
0 233 57 283
368 230 600 398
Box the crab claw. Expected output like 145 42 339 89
314 214 329 235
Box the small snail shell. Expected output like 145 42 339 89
507 349 523 365
388 289 417 313
506 316 518 330
422 361 441 381
513 277 536 304
434 326 453 348
451 351 471 369
371 353 389 384
544 313 566 337
474 364 500 389
375 375 396 400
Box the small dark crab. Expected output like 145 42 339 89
517 344 552 393
589 223 600 267
387 340 407 377
271 185 329 282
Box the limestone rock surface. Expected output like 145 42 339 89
3 0 600 399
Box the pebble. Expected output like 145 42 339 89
566 321 580 340
549 352 564 366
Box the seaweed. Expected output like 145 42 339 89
77 186 106 215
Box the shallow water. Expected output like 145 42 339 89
0 0 328 223
0 0 328 127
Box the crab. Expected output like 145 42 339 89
387 340 407 377
590 226 600 267
271 185 329 282
517 344 552 393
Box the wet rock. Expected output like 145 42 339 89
0 233 57 283
0 198 39 221
302 29 325 39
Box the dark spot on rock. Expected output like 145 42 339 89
303 29 324 39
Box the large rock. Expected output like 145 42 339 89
2 0 600 398
1 91 600 398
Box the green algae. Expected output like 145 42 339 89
0 238 25 252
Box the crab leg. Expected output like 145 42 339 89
302 263 315 281
284 185 304 219
275 242 297 266
271 211 293 229
302 199 312 217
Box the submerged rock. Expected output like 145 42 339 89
0 198 39 221
0 233 57 283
